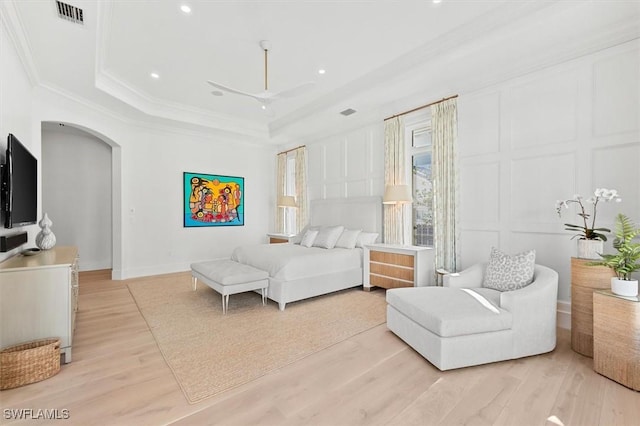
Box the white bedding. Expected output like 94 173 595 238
231 244 362 281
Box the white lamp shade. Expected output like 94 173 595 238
278 195 297 208
383 184 412 204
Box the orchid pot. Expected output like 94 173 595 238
577 239 604 260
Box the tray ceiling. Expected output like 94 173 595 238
3 0 639 143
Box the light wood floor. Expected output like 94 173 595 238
2 271 639 426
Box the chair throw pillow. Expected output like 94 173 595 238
483 247 536 291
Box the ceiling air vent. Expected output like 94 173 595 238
340 108 357 116
55 1 84 24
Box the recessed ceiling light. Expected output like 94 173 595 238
318 69 326 75
150 72 160 79
433 0 442 4
261 105 267 110
180 4 192 14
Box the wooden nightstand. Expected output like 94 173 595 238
364 244 434 290
267 233 294 244
593 290 640 391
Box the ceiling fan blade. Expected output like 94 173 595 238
270 81 316 99
206 80 261 100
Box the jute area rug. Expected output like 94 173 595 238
127 275 386 404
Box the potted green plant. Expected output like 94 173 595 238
589 213 640 297
555 188 622 259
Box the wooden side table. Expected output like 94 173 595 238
571 257 615 357
593 290 640 391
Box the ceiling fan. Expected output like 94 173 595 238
207 40 315 108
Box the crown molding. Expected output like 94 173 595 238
94 70 270 139
0 0 40 86
36 83 274 148
270 1 640 141
269 1 640 138
268 0 558 138
94 2 269 141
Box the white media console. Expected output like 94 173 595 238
0 246 79 363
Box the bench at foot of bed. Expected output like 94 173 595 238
190 259 269 314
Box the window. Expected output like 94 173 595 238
407 119 433 246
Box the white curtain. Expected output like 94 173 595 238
384 116 405 244
431 98 459 272
276 153 286 233
294 147 308 233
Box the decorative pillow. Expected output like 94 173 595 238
356 232 379 248
335 229 362 249
291 225 308 244
312 226 345 249
300 229 319 248
483 247 536 291
292 225 319 244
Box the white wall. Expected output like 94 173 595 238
2 24 276 277
302 40 640 308
458 40 640 302
306 124 384 201
0 21 39 262
30 90 276 278
41 123 112 271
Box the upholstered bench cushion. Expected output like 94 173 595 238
191 260 268 285
386 287 512 338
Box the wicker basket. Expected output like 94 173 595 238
0 338 61 390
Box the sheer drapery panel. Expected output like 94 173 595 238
384 116 405 244
431 98 459 272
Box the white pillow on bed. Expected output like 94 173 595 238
312 226 344 249
300 229 319 247
292 225 316 244
356 232 379 248
335 229 362 249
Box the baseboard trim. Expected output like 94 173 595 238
557 300 571 330
79 269 112 281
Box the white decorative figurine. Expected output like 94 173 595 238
36 213 57 250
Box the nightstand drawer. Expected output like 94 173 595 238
370 274 413 289
267 233 294 244
369 262 414 281
270 237 289 244
370 251 414 268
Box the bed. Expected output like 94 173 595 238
231 196 382 310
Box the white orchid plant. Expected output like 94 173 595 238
555 188 622 241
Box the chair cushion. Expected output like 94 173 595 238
191 260 268 285
483 247 536 291
471 287 502 307
386 287 512 337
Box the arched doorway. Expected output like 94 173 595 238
41 122 122 279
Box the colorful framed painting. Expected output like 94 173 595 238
183 172 244 227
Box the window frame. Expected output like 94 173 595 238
404 112 433 247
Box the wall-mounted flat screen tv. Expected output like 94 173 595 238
2 133 38 228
